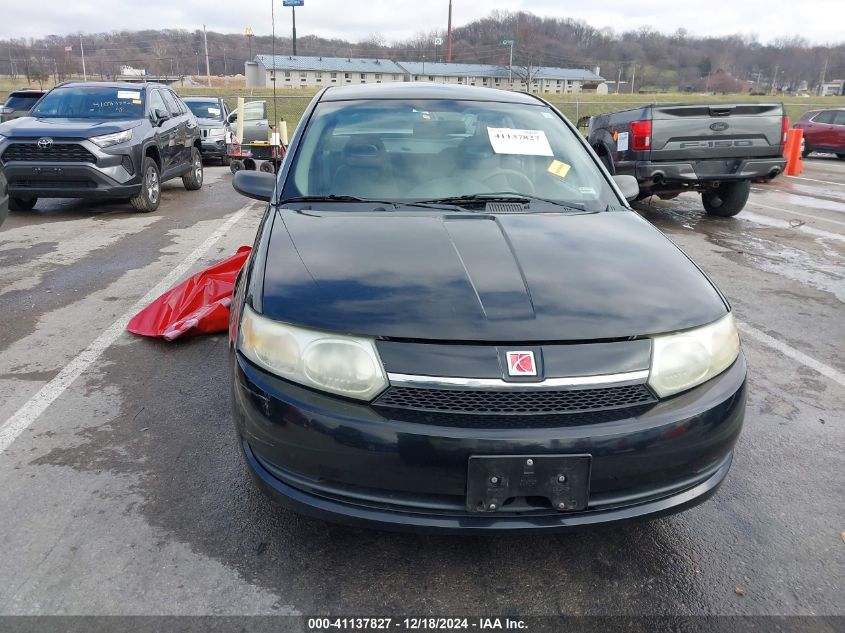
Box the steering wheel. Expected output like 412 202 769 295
481 169 535 195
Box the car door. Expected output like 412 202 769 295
148 89 179 173
242 101 269 142
161 89 190 167
831 111 845 151
806 110 836 149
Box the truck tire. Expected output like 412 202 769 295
702 181 750 217
9 197 37 211
837 154 845 160
130 157 161 213
182 147 204 191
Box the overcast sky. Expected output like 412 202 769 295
1 0 841 45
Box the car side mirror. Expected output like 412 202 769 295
152 108 170 126
612 175 640 202
228 113 238 123
232 170 275 202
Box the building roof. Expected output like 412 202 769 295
396 61 603 82
320 82 543 104
255 54 405 74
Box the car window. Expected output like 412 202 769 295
186 100 223 120
169 91 188 114
832 111 845 126
148 90 167 115
244 101 266 121
160 90 181 116
813 111 836 124
4 94 42 110
282 98 618 211
30 86 145 119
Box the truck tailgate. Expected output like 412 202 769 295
649 104 784 161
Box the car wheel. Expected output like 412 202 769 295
9 197 37 211
182 147 204 191
130 157 161 213
702 180 750 217
230 159 245 174
837 154 845 160
802 145 812 158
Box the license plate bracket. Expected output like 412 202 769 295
466 454 590 513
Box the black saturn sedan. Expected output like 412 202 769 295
229 83 746 533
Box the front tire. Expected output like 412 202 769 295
130 157 161 213
702 180 750 217
9 197 37 211
182 147 204 191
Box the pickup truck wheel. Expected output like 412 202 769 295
182 147 204 191
836 154 845 160
9 197 37 211
130 157 161 213
702 181 750 217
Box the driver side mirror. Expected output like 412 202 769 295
232 170 276 202
612 175 640 202
152 108 170 126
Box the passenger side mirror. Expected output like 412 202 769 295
232 170 276 202
228 112 238 123
152 108 170 126
612 175 640 202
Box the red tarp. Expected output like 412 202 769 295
127 246 252 341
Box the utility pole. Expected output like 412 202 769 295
223 48 227 76
446 0 452 63
203 24 211 87
79 35 87 81
501 39 515 84
819 56 829 95
617 65 623 93
630 64 636 94
245 27 255 61
771 65 779 95
292 4 297 55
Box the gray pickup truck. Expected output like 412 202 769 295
588 103 788 216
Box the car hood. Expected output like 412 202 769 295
0 117 141 138
260 208 728 342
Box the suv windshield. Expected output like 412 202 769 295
31 86 145 120
282 98 617 211
5 93 43 110
186 100 223 120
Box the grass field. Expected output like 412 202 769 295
1 76 842 132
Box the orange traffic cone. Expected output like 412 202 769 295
784 128 804 176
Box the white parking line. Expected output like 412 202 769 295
738 321 845 388
747 201 845 229
786 175 845 187
0 202 257 455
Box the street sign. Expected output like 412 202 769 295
433 37 443 45
282 0 304 5
501 39 515 46
64 45 73 52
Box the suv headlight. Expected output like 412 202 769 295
91 129 133 148
207 127 225 138
239 305 388 401
648 313 740 398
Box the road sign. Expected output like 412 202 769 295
64 45 73 52
501 39 515 46
282 0 304 6
433 37 443 45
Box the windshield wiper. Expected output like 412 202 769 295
417 192 588 212
280 195 457 211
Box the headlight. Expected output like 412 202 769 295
648 313 740 398
91 129 133 148
239 305 388 401
207 127 225 138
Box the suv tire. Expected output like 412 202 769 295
9 197 37 211
702 180 750 217
182 147 204 191
131 157 161 213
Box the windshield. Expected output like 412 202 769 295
186 100 223 121
5 94 42 110
31 86 145 120
281 99 618 211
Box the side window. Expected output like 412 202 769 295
160 90 181 116
148 90 167 115
832 111 845 126
169 91 187 114
813 111 836 124
244 101 265 121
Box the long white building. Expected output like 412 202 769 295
246 55 606 94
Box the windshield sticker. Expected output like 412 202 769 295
487 127 553 156
207 107 221 115
579 187 597 195
547 159 571 178
117 90 141 100
616 131 629 152
132 99 142 105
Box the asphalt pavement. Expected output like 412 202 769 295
0 158 842 618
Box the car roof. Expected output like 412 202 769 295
51 81 169 90
319 82 543 105
182 96 221 102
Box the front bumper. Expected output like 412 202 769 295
632 157 786 183
232 352 747 533
200 138 227 158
